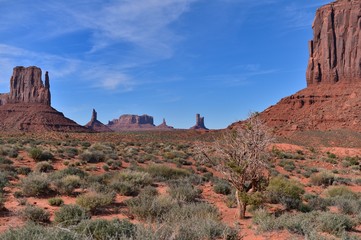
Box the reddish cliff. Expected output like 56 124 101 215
231 0 361 135
307 0 361 85
0 66 88 132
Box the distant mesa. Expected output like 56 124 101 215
0 66 89 132
230 0 361 135
107 114 156 131
157 118 174 130
190 114 208 130
85 109 113 132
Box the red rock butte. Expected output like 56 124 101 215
231 0 361 135
0 66 89 132
85 109 113 132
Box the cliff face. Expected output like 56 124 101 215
230 0 361 135
0 66 88 132
307 0 361 85
7 66 51 105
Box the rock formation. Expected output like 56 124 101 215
157 118 174 130
107 114 156 131
230 0 361 135
0 66 89 132
85 109 113 132
190 114 208 130
306 0 361 85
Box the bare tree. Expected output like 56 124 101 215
197 114 273 219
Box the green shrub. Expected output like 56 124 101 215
146 164 190 181
279 159 296 172
310 171 335 187
48 197 64 206
0 223 78 239
252 208 278 232
127 194 174 222
21 173 52 197
168 182 201 203
34 161 54 173
17 166 32 175
54 204 90 226
111 170 153 187
213 180 232 195
76 192 115 213
20 205 50 223
54 175 82 195
111 181 139 196
317 212 355 236
80 150 105 163
75 219 136 239
326 186 358 199
267 176 304 209
29 148 53 162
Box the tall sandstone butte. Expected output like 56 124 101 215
0 66 88 132
231 0 361 135
8 66 51 105
307 0 361 85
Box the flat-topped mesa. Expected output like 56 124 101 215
306 0 361 86
190 114 208 130
8 66 51 105
107 114 156 131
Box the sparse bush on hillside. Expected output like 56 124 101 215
310 171 335 187
29 148 54 162
34 161 54 173
48 197 64 206
80 150 105 163
21 173 52 197
75 219 136 239
54 204 90 227
213 180 232 195
267 176 304 210
76 191 115 214
145 164 190 181
168 181 201 203
326 186 358 199
20 205 50 223
54 175 82 195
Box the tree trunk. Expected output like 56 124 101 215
235 190 247 219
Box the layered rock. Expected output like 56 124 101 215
85 109 113 132
306 0 361 85
230 0 361 135
0 66 88 132
107 114 156 131
190 114 208 130
157 118 174 130
7 66 51 105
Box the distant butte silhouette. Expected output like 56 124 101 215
85 109 113 132
0 66 89 132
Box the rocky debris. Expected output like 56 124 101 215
230 0 361 135
0 66 89 132
190 114 208 130
306 0 361 85
85 109 113 132
7 66 51 105
107 114 156 131
157 118 174 130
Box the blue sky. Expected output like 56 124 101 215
0 0 330 129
